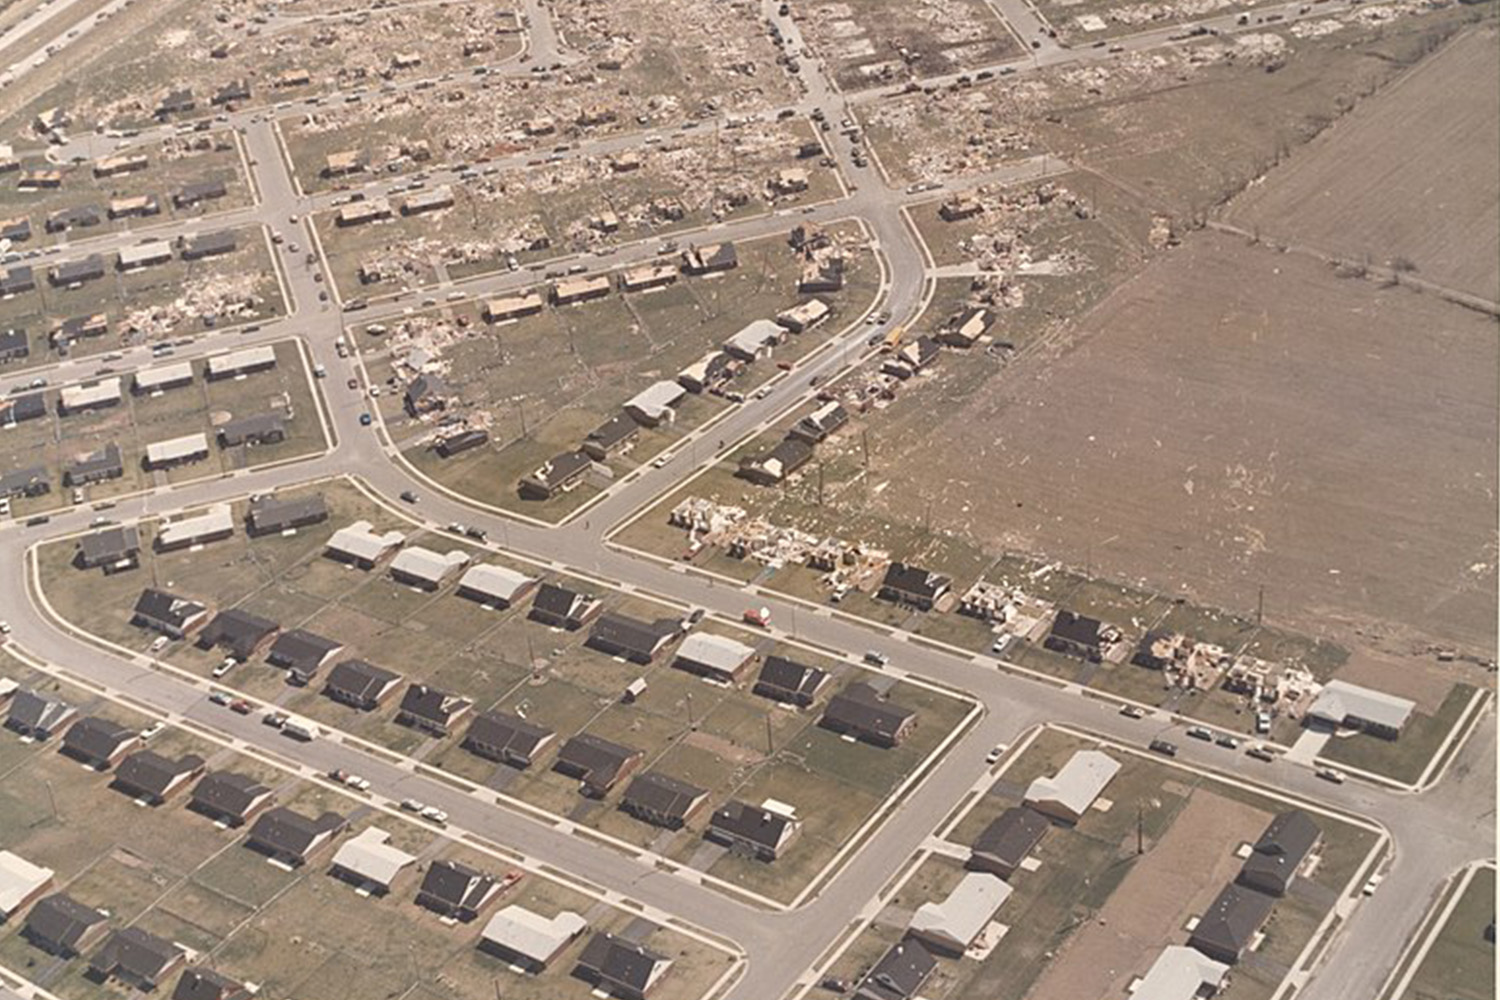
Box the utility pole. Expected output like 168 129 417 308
1256 585 1265 626
817 463 824 506
1136 803 1144 855
765 715 774 756
686 691 695 731
861 429 870 468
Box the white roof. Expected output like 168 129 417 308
146 432 209 464
134 361 194 390
777 299 829 325
1308 680 1415 731
458 563 535 602
625 380 686 419
724 318 784 354
330 827 415 889
481 905 588 962
60 378 122 409
206 345 276 376
1130 945 1228 1000
1025 749 1120 817
118 241 173 266
327 520 405 562
156 503 233 547
390 545 469 583
0 850 52 915
676 632 755 672
908 872 1011 950
485 292 542 317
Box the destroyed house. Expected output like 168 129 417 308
5 690 75 740
0 217 30 242
416 859 503 922
682 242 737 274
456 563 536 608
0 327 27 362
435 428 488 458
173 967 251 1000
155 88 195 116
404 373 449 415
109 195 160 219
553 733 643 797
246 807 347 866
677 350 734 393
112 749 204 804
89 927 185 991
50 255 105 286
61 716 138 769
181 231 236 260
76 524 140 573
798 255 845 294
620 771 708 829
1237 810 1321 897
63 443 123 486
582 412 640 460
0 465 48 499
212 79 251 105
1131 631 1177 670
1 392 45 425
519 451 593 500
189 771 273 826
197 608 278 660
737 436 813 486
217 412 286 447
1188 883 1275 965
463 711 556 768
620 263 677 291
1044 610 1106 661
396 684 472 736
173 179 227 208
936 307 990 348
45 204 101 233
586 613 682 664
820 682 916 748
324 659 402 711
0 264 33 295
247 493 328 535
854 939 937 1000
528 582 600 629
878 562 952 610
789 401 848 444
23 893 107 956
673 631 757 683
776 298 831 334
575 933 672 1000
752 655 829 707
336 199 391 226
132 589 209 637
401 186 455 214
706 800 801 861
266 629 343 679
967 806 1050 877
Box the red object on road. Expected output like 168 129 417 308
743 607 771 627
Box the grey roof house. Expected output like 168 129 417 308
462 712 556 768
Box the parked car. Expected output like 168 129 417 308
229 699 253 715
400 799 426 813
1255 711 1273 734
400 490 419 503
420 806 448 825
1186 726 1213 741
263 711 288 728
464 526 487 540
208 690 233 706
985 745 1004 764
1246 743 1275 762
1315 767 1347 784
1119 704 1147 720
864 650 889 666
1215 733 1241 749
1149 739 1178 757
359 413 373 426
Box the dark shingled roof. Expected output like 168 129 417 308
1189 883 1276 963
190 771 271 823
246 807 346 863
821 682 916 745
576 932 670 994
709 800 797 852
197 608 278 660
1049 610 1103 648
266 628 342 675
854 939 937 1000
23 893 107 955
112 749 203 800
969 806 1050 873
90 927 183 986
324 659 401 709
1238 810 1321 896
61 716 138 767
415 859 499 920
172 966 250 1000
554 733 640 795
621 770 707 826
753 655 829 705
463 711 555 765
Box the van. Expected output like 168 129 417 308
281 720 316 741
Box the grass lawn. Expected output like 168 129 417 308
1320 684 1477 784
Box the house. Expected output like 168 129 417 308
1305 680 1415 740
586 613 682 664
936 307 990 348
737 437 813 486
50 255 107 286
0 264 34 295
401 186 455 215
462 712 556 768
94 153 148 177
5 689 76 739
789 401 849 444
144 432 211 470
397 684 473 737
217 413 286 447
133 362 195 395
172 966 252 1000
46 205 103 234
245 807 347 866
417 859 505 921
212 79 252 106
483 293 544 322
1129 945 1229 1000
853 939 937 1000
681 242 737 274
1 392 45 425
173 179 228 208
619 263 677 292
324 660 402 711
51 312 108 347
0 850 53 920
1023 749 1120 824
329 827 415 895
706 799 801 861
771 167 810 194
435 428 488 457
1237 810 1321 897
878 562 952 611
583 413 641 460
624 380 687 427
519 451 594 499
155 88 195 116
551 274 611 305
574 932 672 1000
1044 610 1107 662
677 351 735 394
325 520 405 568
908 872 1012 956
324 150 364 177
22 893 108 956
132 589 209 638
111 750 204 804
752 655 829 707
722 319 785 361
266 629 343 681
0 217 31 242
798 256 845 294
820 682 917 748
404 373 450 416
888 335 940 374
247 494 328 536
620 771 709 829
189 771 274 827
0 328 28 363
0 466 48 499
63 442 123 486
967 806 1050 877
553 733 643 797
205 346 275 380
181 231 236 259
480 906 587 971
58 377 121 414
390 546 469 590
61 716 139 768
456 564 537 608
117 241 173 271
1188 883 1275 964
76 524 140 573
939 194 982 221
673 631 757 683
89 927 186 991
529 583 601 629
110 195 161 220
197 609 278 661
155 505 234 551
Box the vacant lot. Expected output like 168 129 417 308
797 0 1020 90
1227 26 1500 303
1401 865 1496 1000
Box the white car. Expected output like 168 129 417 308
343 774 372 792
149 635 169 652
651 455 670 469
0 621 10 634
1315 767 1347 785
400 798 425 813
211 658 236 678
1363 873 1384 896
139 721 167 740
420 806 448 825
985 745 1004 764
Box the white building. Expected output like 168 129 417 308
155 504 234 550
907 872 1012 956
456 564 537 607
117 241 173 271
144 432 210 469
389 546 470 590
1024 749 1120 824
1306 680 1415 739
205 345 277 380
1129 945 1229 1000
325 520 406 568
0 850 53 919
722 319 785 360
624 380 687 427
479 905 588 971
59 378 122 414
329 827 415 895
133 361 194 394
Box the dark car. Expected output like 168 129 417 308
400 490 419 503
359 412 373 426
464 526 487 540
1149 739 1178 757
